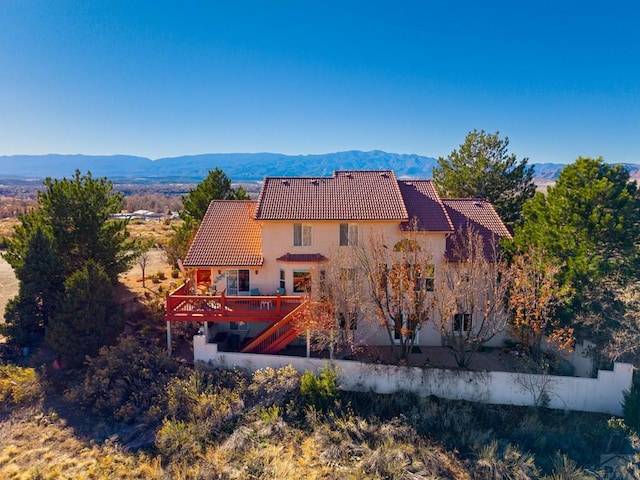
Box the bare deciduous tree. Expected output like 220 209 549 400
601 283 640 364
354 226 436 363
136 239 155 288
293 248 366 359
434 227 509 368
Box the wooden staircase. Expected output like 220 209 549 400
240 300 307 354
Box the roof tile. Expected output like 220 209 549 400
442 198 512 260
255 170 408 221
183 200 263 267
398 180 454 232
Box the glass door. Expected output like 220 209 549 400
226 269 250 296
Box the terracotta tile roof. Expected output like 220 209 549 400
441 199 512 260
183 200 263 267
276 253 328 263
398 180 454 232
255 170 409 221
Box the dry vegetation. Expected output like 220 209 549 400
0 218 19 247
1 354 638 479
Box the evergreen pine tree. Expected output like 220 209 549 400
46 261 123 367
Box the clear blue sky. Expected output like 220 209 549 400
1 1 638 164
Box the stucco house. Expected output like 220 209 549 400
164 170 511 359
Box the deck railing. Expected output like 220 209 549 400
240 300 307 354
164 286 304 323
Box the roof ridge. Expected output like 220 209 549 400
442 197 490 202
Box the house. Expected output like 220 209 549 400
164 170 511 358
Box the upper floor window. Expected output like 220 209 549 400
416 263 435 292
293 223 312 246
339 223 358 246
453 313 472 333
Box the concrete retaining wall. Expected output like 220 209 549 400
194 336 632 416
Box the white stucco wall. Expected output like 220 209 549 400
193 220 513 349
195 342 633 416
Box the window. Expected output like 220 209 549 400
293 270 311 293
279 269 286 293
318 269 327 300
453 313 472 333
340 268 357 282
393 313 418 341
339 312 358 330
293 223 312 246
230 321 248 331
339 223 358 246
415 264 435 292
226 269 250 295
393 238 420 252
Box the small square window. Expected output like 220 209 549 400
453 313 472 332
339 312 358 330
293 270 311 293
339 223 358 246
293 223 312 246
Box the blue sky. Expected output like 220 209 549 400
1 1 638 164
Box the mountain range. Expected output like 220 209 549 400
0 151 637 183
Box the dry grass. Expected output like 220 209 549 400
126 219 177 246
0 361 634 479
0 412 165 480
0 218 18 241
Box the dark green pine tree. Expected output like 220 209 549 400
433 129 535 228
3 170 144 282
1 227 65 347
514 157 640 348
46 260 124 367
181 167 250 223
515 157 640 293
166 168 249 266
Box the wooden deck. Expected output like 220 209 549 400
164 284 305 323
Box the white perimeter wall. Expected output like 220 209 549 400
194 336 632 416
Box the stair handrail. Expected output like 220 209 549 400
240 299 308 353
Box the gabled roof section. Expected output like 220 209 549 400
255 170 409 221
183 200 263 267
398 180 454 232
442 198 512 260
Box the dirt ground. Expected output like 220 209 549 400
0 253 18 319
118 247 175 295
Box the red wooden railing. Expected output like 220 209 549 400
240 300 307 354
164 286 303 323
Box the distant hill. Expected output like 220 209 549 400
0 151 638 183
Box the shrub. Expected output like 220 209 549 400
155 418 202 464
66 336 183 424
0 364 43 408
623 387 640 432
158 371 245 462
300 366 338 410
247 365 300 409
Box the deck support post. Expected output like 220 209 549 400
166 321 172 357
306 329 311 358
329 329 334 360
